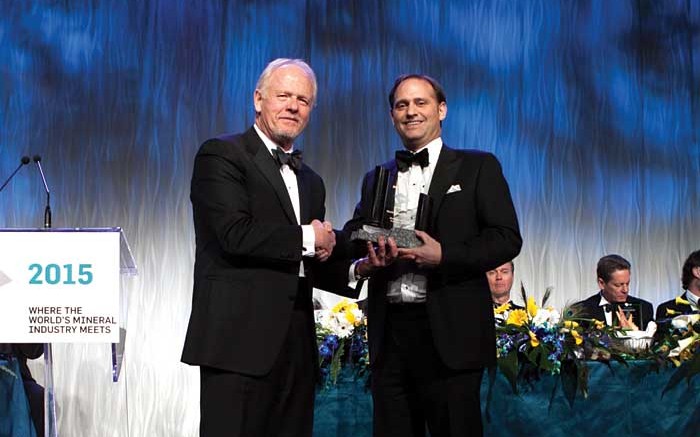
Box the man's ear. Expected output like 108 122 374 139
692 266 700 280
253 89 263 114
438 101 447 121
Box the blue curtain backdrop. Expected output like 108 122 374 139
0 1 698 435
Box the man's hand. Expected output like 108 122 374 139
616 306 639 330
312 219 335 262
397 230 442 268
356 236 398 277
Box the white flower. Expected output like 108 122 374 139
532 308 560 327
319 312 354 338
669 335 699 358
671 314 700 330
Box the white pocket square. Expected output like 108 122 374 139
446 184 461 194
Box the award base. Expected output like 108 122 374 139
351 225 423 248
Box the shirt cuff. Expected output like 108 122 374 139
301 225 315 257
349 259 367 288
348 260 369 298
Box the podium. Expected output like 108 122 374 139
0 228 137 437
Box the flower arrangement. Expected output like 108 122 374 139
494 285 627 405
650 310 700 394
314 292 700 402
315 299 369 387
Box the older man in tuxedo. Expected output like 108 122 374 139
345 74 522 437
573 254 654 330
181 58 349 437
487 261 524 323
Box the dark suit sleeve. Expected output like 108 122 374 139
308 230 360 299
191 141 303 263
342 170 378 258
641 300 654 330
656 301 672 320
440 153 522 276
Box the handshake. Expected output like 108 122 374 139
311 219 336 262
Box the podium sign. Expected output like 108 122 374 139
0 230 121 343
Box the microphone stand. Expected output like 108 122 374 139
34 155 58 437
34 155 51 228
0 156 30 192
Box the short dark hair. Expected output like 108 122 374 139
388 74 447 109
596 254 631 283
681 250 700 290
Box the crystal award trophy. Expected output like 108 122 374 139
350 166 432 248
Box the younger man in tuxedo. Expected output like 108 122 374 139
656 249 700 319
345 74 521 437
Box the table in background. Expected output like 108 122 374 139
313 361 700 437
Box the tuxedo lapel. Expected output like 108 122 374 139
297 165 312 225
245 129 298 224
385 162 398 229
427 146 461 228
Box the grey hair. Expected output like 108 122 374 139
255 58 317 103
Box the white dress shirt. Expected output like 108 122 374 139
597 294 615 326
385 138 442 303
254 124 315 277
348 139 443 301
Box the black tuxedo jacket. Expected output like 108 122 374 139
656 291 698 320
181 127 351 376
573 292 654 330
345 146 522 370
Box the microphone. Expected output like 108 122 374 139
33 155 52 228
0 156 31 192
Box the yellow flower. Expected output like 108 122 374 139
506 309 528 327
666 308 679 316
494 302 512 315
345 311 356 325
675 296 691 306
527 296 538 318
529 330 540 347
571 330 583 345
563 320 579 329
332 299 358 314
592 319 605 330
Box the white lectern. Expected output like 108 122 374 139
0 227 137 437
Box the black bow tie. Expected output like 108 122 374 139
396 149 429 172
603 302 626 313
272 148 303 172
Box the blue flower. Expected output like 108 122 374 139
325 334 340 351
319 344 333 360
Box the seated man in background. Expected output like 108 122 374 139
573 254 654 330
487 261 524 322
656 249 700 319
0 343 44 435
